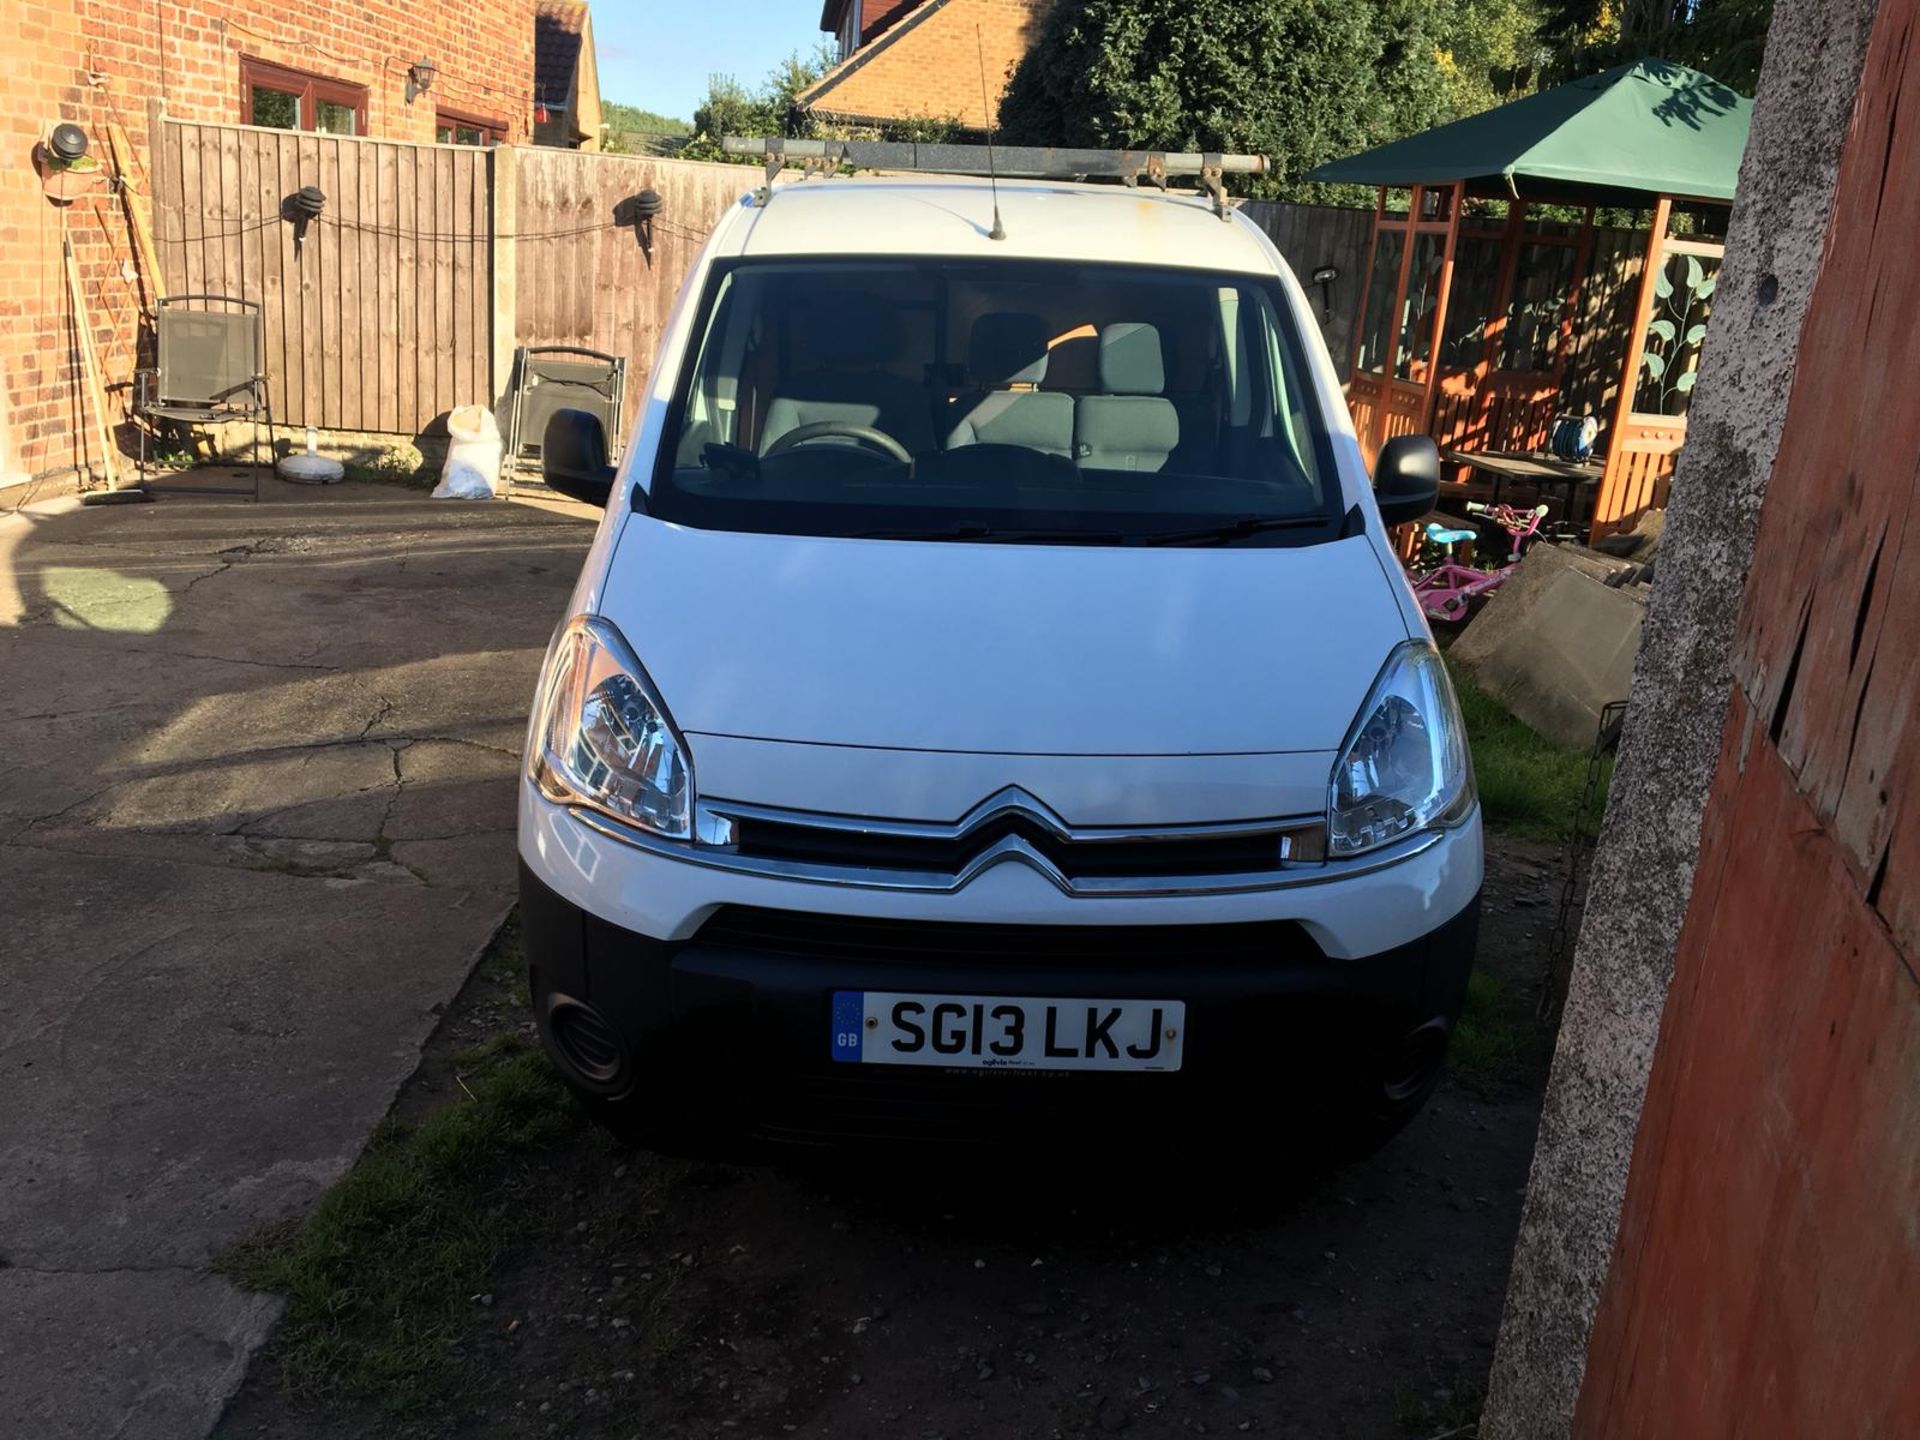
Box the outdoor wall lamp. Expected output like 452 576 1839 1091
47 123 90 163
282 185 325 256
616 189 664 267
405 58 438 105
1311 264 1340 322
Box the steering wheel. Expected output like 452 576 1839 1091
762 421 912 464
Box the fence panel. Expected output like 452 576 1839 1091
1239 201 1376 370
155 117 492 434
510 149 755 429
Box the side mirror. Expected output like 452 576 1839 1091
1373 434 1441 527
542 409 616 507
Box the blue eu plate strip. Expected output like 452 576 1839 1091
830 990 865 1063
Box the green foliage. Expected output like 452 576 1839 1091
1535 0 1771 93
600 101 691 155
1448 969 1537 1095
601 101 691 137
221 1033 584 1411
999 0 1552 201
682 43 839 160
1451 664 1608 840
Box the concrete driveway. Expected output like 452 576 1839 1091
0 481 593 1439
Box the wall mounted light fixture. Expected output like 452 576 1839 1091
282 185 326 255
405 58 438 105
615 189 664 266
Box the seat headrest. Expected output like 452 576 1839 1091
795 295 901 367
969 313 1049 387
1099 323 1167 396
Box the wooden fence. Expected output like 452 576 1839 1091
152 114 1645 450
506 147 757 431
1240 201 1376 370
152 114 756 436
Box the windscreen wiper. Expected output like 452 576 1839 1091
851 523 1127 545
1137 514 1333 546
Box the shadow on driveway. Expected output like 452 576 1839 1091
0 481 594 1439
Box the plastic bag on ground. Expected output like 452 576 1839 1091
433 405 503 499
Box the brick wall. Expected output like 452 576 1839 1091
0 0 534 491
806 0 1053 131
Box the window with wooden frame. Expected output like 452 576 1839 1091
435 109 507 146
241 58 367 136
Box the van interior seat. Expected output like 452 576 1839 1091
761 299 936 456
945 313 1075 458
1075 322 1180 473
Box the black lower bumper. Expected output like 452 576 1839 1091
520 863 1479 1157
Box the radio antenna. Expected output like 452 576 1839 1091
975 26 1006 241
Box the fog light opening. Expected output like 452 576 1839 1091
547 996 628 1089
1383 1019 1450 1103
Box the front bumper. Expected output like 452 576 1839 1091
519 784 1484 960
520 859 1481 1153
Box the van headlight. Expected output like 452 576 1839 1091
1328 641 1474 857
530 616 692 840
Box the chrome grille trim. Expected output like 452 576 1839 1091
562 786 1453 897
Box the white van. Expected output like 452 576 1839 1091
519 154 1479 1161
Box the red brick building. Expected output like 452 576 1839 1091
803 0 1055 132
0 0 541 492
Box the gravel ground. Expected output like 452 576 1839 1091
218 835 1565 1440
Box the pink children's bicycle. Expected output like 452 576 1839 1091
1409 501 1549 623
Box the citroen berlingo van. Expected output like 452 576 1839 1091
518 148 1477 1162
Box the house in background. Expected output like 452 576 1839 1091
802 0 1055 132
533 0 606 151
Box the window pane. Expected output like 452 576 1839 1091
1355 231 1404 375
1395 232 1445 380
251 86 300 130
315 99 358 136
435 124 454 143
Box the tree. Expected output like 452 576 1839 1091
999 0 1553 200
1534 0 1771 93
683 43 840 159
600 102 691 156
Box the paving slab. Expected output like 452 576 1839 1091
0 481 593 1439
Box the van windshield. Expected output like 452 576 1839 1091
649 258 1345 545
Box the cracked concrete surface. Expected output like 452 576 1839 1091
0 482 593 1439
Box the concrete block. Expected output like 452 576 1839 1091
1451 546 1646 749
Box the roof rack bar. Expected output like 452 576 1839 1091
722 137 1268 181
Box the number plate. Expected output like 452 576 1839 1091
831 991 1184 1072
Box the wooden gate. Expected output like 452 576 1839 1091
153 112 492 433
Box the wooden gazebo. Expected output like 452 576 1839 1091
1309 61 1752 538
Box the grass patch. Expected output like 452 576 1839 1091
1393 1358 1487 1437
220 1023 585 1414
1452 668 1607 840
1448 971 1538 1098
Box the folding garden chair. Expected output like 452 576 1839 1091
504 346 627 489
137 295 271 500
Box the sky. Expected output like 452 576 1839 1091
593 0 832 123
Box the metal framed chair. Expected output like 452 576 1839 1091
136 295 271 500
504 345 627 489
